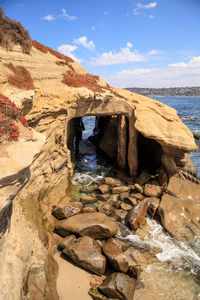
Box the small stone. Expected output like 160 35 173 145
88 287 107 300
99 272 136 300
108 194 119 203
97 184 110 194
102 239 129 273
63 236 106 275
112 186 130 194
104 177 122 186
58 235 76 251
81 195 97 203
134 183 143 194
82 207 96 213
90 275 104 287
144 183 162 197
111 209 128 222
97 194 110 201
81 185 97 193
98 203 114 216
126 199 149 230
136 171 151 186
131 193 144 201
147 197 160 217
120 192 130 201
120 203 133 211
124 196 137 206
52 202 83 219
128 185 135 191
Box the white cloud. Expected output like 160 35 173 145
126 42 133 48
91 44 146 66
147 49 164 55
105 56 200 88
133 2 157 16
60 9 77 21
74 36 95 50
58 44 81 63
42 9 77 21
42 14 55 21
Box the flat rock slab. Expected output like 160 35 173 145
158 175 200 242
56 212 118 239
63 236 106 276
99 272 136 300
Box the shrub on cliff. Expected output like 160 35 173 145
0 93 28 142
5 62 35 90
0 6 31 53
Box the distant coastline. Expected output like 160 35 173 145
126 87 200 97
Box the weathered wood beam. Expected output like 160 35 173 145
128 114 138 177
117 115 127 169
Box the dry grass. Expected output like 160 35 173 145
0 6 31 53
5 62 35 90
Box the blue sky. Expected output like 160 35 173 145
1 0 200 88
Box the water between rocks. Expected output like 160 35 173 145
69 115 200 300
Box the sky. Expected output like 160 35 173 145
1 0 200 88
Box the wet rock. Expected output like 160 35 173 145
88 287 107 300
99 272 136 300
81 195 97 203
98 203 114 216
56 212 118 239
63 236 106 275
102 239 129 273
52 202 83 219
119 192 130 201
112 186 130 194
144 183 162 197
112 209 128 222
120 202 133 211
131 193 144 201
108 238 130 252
147 197 160 217
134 183 143 194
128 265 141 280
117 223 132 237
82 207 96 213
158 175 200 242
97 194 110 201
58 234 76 251
124 196 137 207
136 170 151 186
126 199 148 230
97 184 110 194
104 177 122 186
81 185 97 193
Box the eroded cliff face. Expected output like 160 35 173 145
0 43 198 299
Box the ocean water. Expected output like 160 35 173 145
155 97 200 178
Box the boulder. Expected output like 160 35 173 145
112 186 130 194
58 234 76 251
52 202 83 219
158 176 200 242
147 197 160 217
144 183 162 197
55 212 118 238
102 239 129 273
81 195 97 203
88 287 107 300
63 236 106 275
99 272 136 300
107 238 130 252
104 177 122 186
97 184 110 194
126 199 148 230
